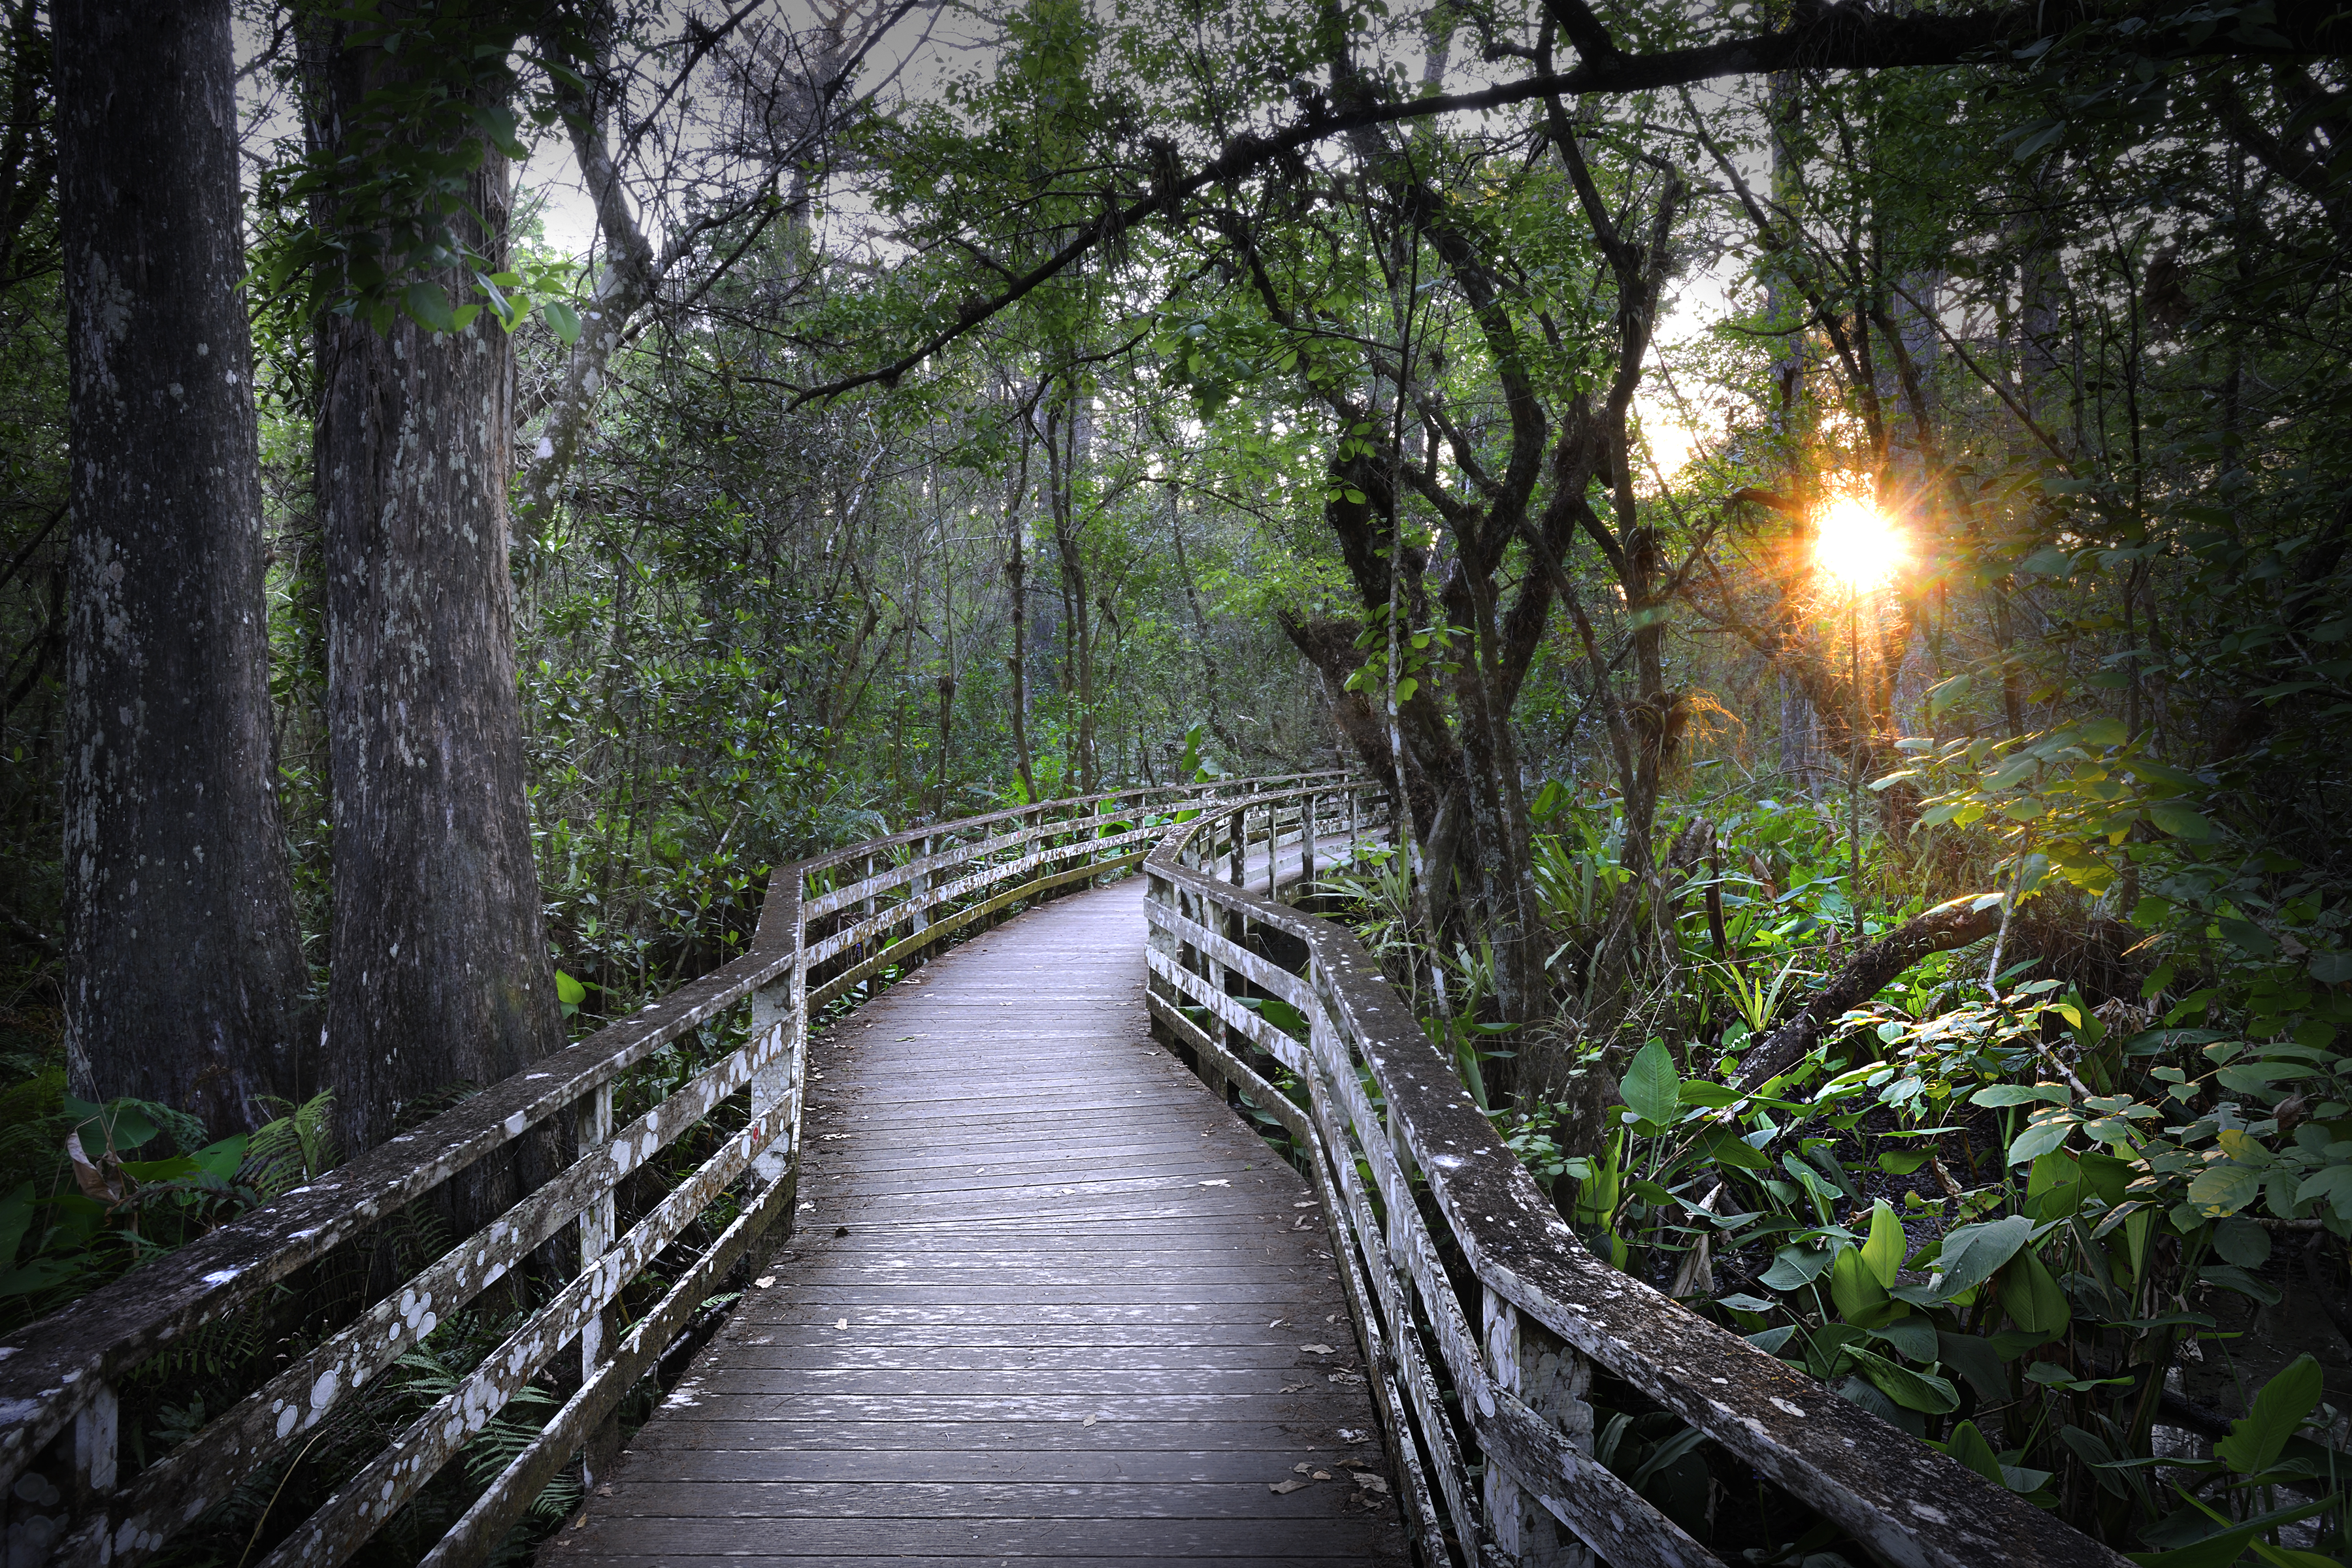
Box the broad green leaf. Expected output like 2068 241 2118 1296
2214 1354 2324 1477
2146 801 2217 841
1830 1246 1891 1322
1936 1332 2012 1402
2127 1497 2334 1567
2077 717 2129 747
1620 1039 1680 1128
1970 1083 2072 1107
2294 1164 2352 1220
1860 1200 1904 1288
1864 1314 1937 1362
542 300 582 345
1931 1215 2033 1299
2187 1161 2261 1218
555 969 587 1007
2210 1216 2271 1268
1846 1345 1960 1414
403 280 457 334
1996 1248 2072 1334
1937 1419 2004 1486
2006 1109 2077 1163
1759 1242 1835 1292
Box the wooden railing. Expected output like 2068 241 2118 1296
0 772 1350 1568
1144 783 2129 1568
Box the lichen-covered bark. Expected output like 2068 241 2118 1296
55 0 315 1131
310 26 561 1168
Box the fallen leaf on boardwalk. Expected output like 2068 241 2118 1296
1292 1462 1312 1474
1301 1343 1335 1355
1292 1201 1315 1208
1329 1371 1365 1385
1081 1414 1098 1427
1313 1471 1333 1481
1281 1383 1308 1394
1353 1472 1390 1494
1339 1458 1371 1469
754 1276 776 1288
1198 1179 1229 1187
595 1485 614 1497
1269 1479 1307 1494
1268 1318 1289 1327
834 1318 849 1330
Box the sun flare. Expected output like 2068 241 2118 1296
1814 495 1904 590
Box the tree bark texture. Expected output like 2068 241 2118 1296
310 28 562 1164
56 0 316 1132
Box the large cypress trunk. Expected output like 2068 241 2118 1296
310 28 561 1166
55 0 315 1132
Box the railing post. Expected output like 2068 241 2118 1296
576 1079 619 1489
1482 1286 1595 1567
1301 790 1316 889
908 834 930 960
1227 804 1245 886
862 853 878 992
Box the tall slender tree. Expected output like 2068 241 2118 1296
54 0 314 1131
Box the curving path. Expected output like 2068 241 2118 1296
547 871 1409 1566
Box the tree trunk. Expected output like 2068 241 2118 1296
311 27 563 1168
56 0 316 1133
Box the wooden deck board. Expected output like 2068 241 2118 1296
550 874 1409 1566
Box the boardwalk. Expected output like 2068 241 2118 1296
549 871 1410 1566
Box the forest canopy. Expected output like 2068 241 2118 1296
0 0 2348 1560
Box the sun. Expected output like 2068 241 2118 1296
1814 494 1904 589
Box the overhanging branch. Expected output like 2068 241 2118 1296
787 0 2328 406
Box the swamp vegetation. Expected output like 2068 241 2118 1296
0 0 2347 1561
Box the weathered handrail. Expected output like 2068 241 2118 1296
0 771 1354 1567
1143 787 2131 1568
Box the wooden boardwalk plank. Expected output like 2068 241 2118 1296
550 874 1408 1566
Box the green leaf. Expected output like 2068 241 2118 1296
1931 1215 2033 1299
2215 1354 2324 1477
2128 1497 2335 1567
1996 1249 2072 1335
1846 1345 1961 1414
2077 717 2129 747
1970 1083 2072 1108
2146 802 2217 841
1831 1245 1892 1322
2187 1161 2261 1218
1392 676 1419 706
2006 1109 2077 1163
1759 1242 1835 1291
2211 1216 2271 1268
1621 1039 1680 1128
402 280 458 334
542 299 582 344
2293 1164 2352 1219
1936 1332 2014 1403
1864 1314 1938 1362
1860 1200 1904 1288
1938 1419 2006 1486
